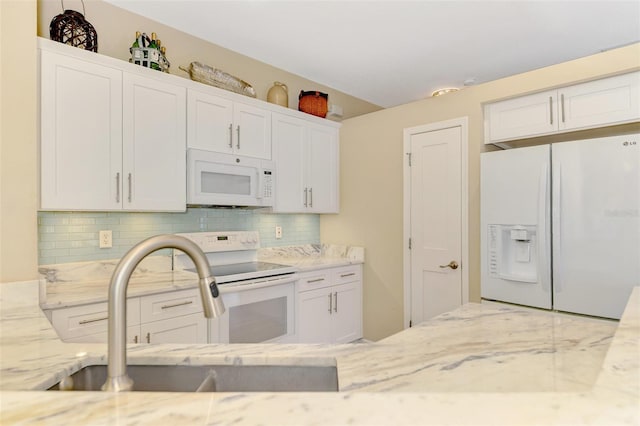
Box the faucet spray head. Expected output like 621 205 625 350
201 276 225 318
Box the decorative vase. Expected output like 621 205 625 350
49 1 98 52
267 82 288 107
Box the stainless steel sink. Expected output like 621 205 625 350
48 364 339 392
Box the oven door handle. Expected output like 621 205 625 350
218 275 297 293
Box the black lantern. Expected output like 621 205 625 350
49 0 98 52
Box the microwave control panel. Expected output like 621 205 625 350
262 170 273 199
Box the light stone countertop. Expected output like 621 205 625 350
1 274 638 425
39 244 365 309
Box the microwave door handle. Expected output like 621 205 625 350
256 169 263 199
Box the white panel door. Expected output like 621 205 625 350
480 145 551 309
332 282 362 343
272 113 307 212
233 102 271 159
559 72 640 131
297 287 333 343
307 124 338 213
40 50 122 210
186 89 234 153
485 90 557 143
552 135 640 319
141 313 208 344
410 126 462 323
122 73 186 211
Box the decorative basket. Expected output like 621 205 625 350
298 91 328 118
179 62 256 98
49 1 98 52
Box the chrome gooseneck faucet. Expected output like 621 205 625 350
101 234 225 392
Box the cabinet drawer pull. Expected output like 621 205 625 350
161 300 193 310
334 292 338 313
146 332 151 343
549 96 553 125
307 278 325 283
78 316 108 325
134 335 139 344
340 273 355 278
328 293 333 314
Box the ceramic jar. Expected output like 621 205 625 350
267 81 288 107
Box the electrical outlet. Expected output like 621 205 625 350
275 226 282 239
99 230 112 248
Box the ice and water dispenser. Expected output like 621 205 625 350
487 225 538 283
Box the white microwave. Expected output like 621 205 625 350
187 149 274 207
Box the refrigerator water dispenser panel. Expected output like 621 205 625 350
488 225 538 283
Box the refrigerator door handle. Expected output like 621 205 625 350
537 161 550 294
552 162 562 294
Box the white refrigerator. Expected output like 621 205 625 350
481 134 640 319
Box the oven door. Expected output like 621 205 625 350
210 276 296 343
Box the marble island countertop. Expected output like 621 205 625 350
1 275 638 425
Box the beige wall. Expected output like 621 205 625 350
321 44 640 341
37 0 381 119
0 0 38 283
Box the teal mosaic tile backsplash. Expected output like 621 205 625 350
38 209 320 265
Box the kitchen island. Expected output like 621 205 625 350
1 277 637 425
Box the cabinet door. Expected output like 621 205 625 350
141 313 208 344
332 281 362 344
122 73 186 211
187 89 234 153
559 72 640 131
297 287 333 343
484 90 557 143
233 102 272 159
307 124 339 213
40 50 123 210
272 113 307 212
64 326 141 344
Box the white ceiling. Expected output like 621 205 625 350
104 0 640 108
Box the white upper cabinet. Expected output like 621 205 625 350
187 88 272 159
123 74 186 211
40 40 186 211
484 71 640 144
40 50 123 210
272 113 339 213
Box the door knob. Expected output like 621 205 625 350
439 260 459 270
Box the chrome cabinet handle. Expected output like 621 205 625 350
439 260 459 270
116 173 120 203
333 292 338 313
309 188 313 208
78 316 108 325
236 125 240 149
161 300 193 310
133 335 138 344
307 278 325 283
304 188 308 207
228 123 233 148
146 332 151 343
549 96 553 125
561 94 565 123
340 273 355 278
127 173 132 203
328 293 333 314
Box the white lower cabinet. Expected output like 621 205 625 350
297 265 363 344
48 288 207 344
